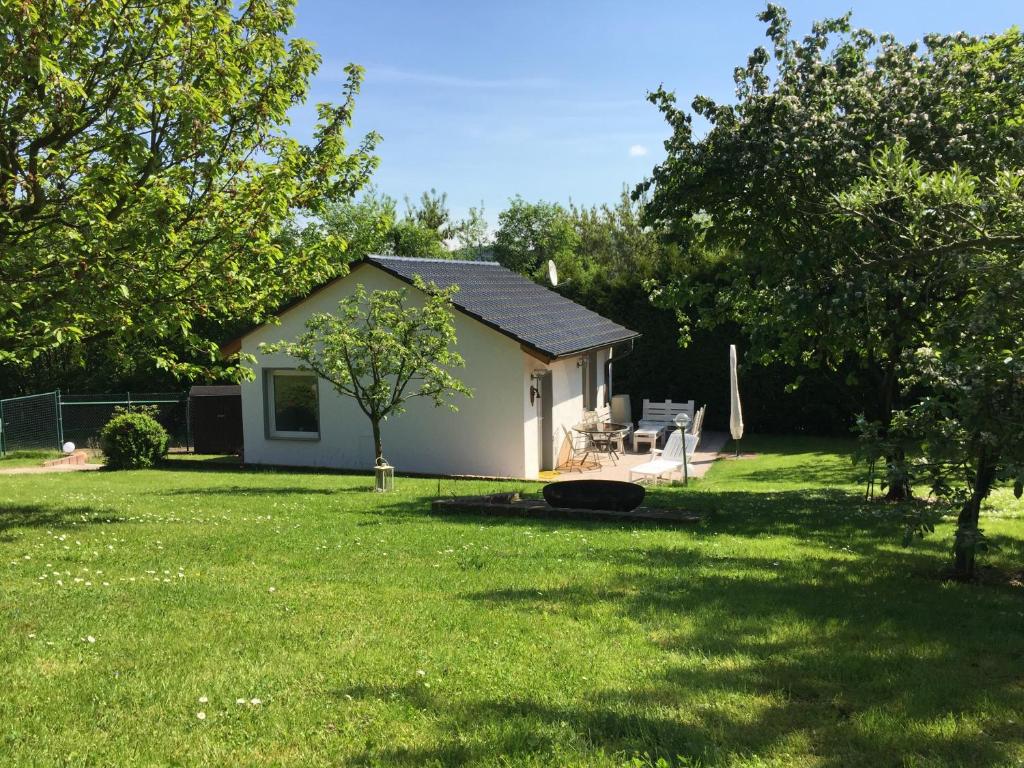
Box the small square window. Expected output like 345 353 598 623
266 370 319 439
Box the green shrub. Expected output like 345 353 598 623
99 413 169 469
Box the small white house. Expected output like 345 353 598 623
222 255 640 479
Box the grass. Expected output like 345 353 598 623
0 449 62 468
0 435 1021 767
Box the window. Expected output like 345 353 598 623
266 370 319 439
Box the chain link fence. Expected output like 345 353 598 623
0 391 190 456
0 392 62 456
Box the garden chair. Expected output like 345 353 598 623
555 425 599 472
688 405 706 448
628 430 697 484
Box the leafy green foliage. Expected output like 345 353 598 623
98 412 169 469
451 203 490 259
261 279 472 463
313 187 397 266
0 0 378 378
307 187 489 263
835 143 1024 575
640 11 1024 424
494 196 579 280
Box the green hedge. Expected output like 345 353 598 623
568 281 877 436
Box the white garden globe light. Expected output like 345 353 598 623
62 441 76 454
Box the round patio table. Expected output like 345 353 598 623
572 422 630 466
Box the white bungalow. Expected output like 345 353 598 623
223 255 640 479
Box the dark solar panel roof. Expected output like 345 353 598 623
366 255 640 359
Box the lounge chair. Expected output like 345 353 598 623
628 430 697 484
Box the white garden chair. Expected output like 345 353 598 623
628 430 698 485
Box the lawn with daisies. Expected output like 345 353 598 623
1 436 1022 767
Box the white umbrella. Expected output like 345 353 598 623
729 344 744 456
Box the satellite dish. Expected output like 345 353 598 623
547 259 559 287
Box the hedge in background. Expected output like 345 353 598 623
567 280 877 436
99 413 169 470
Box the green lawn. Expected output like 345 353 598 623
1 436 1021 767
0 449 62 468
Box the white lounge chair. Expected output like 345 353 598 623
628 430 697 484
688 405 706 449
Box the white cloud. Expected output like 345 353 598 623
628 144 649 157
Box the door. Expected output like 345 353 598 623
533 371 554 471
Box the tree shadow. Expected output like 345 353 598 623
157 485 340 497
0 502 119 537
455 547 1024 766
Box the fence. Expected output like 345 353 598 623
0 392 63 456
0 391 190 457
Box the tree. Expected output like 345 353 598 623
405 188 454 241
316 187 397 265
570 190 669 288
260 279 472 465
387 219 447 258
0 0 378 378
639 8 1024 498
493 197 579 281
452 204 490 260
838 145 1024 577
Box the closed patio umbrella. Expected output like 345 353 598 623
729 344 744 456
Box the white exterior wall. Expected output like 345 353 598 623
239 265 528 478
520 349 612 477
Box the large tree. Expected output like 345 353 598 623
838 145 1024 577
0 0 378 378
639 7 1024 497
493 196 579 281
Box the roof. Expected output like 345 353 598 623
189 385 241 398
221 255 639 361
365 256 639 359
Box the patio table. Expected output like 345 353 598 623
632 427 661 454
572 422 630 466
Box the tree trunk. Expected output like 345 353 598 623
879 362 912 501
884 446 912 501
371 417 383 464
953 447 998 580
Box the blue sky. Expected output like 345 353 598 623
290 1 1021 224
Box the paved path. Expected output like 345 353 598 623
551 430 729 483
0 463 102 475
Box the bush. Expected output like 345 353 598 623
98 412 169 469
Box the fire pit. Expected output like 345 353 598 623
542 479 645 513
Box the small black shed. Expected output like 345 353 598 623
188 385 243 454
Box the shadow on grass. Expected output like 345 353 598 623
727 462 869 488
436 549 1023 767
0 502 119 538
158 485 340 497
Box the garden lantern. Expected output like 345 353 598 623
374 457 394 493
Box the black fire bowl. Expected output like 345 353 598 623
542 479 645 513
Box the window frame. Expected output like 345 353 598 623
264 368 321 441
